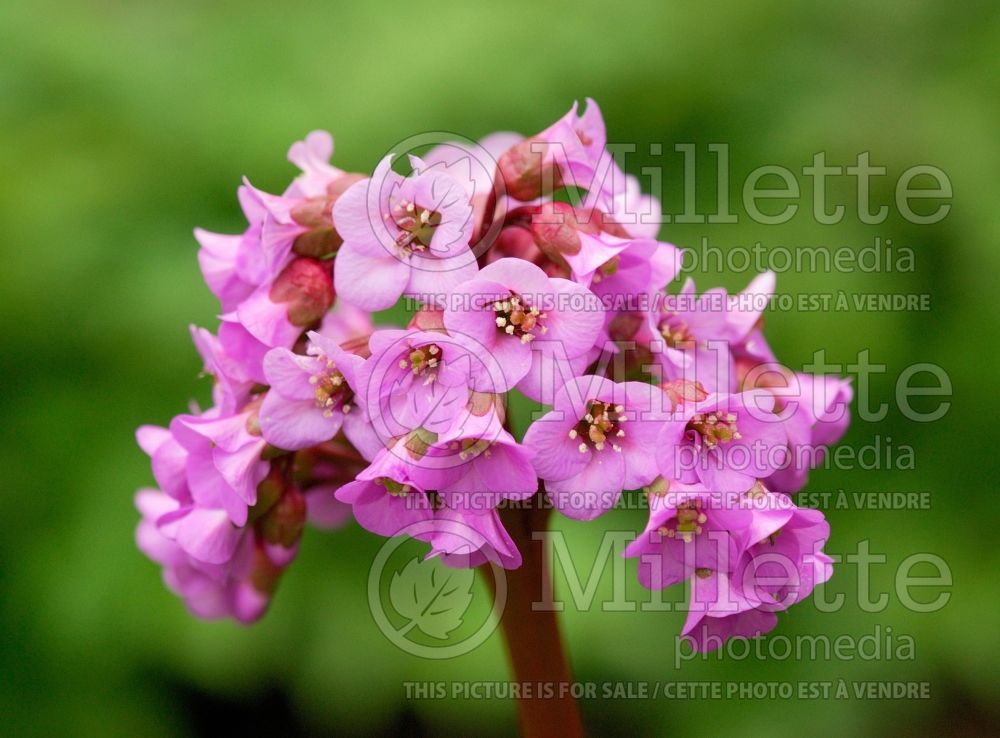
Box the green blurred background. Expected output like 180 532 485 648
1 1 997 735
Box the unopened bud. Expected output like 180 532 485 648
608 312 643 341
249 465 285 524
259 484 307 548
529 201 583 259
290 197 333 230
497 138 562 201
270 257 335 327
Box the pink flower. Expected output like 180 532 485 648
735 500 833 610
217 256 335 382
359 327 507 443
625 486 754 588
443 258 603 396
523 375 665 520
334 444 434 537
195 185 264 312
136 425 190 503
679 490 833 651
196 131 354 303
657 389 787 492
170 403 269 527
427 507 522 570
135 479 306 624
258 331 367 451
332 156 479 311
189 325 255 415
404 409 537 513
761 372 854 493
647 272 775 393
422 131 525 229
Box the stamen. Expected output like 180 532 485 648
687 410 740 449
494 290 547 342
571 399 627 454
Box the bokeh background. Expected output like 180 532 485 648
2 1 997 735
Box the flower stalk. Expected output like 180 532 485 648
483 488 584 738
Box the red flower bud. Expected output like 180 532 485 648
497 138 563 201
270 257 335 327
259 484 307 549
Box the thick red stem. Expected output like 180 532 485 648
483 493 585 738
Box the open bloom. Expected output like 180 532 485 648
626 485 754 588
334 444 435 537
404 409 537 513
443 258 603 396
359 327 507 443
657 389 787 492
524 375 665 519
645 272 775 393
196 131 355 305
169 405 269 527
333 156 478 311
258 330 367 451
679 488 833 651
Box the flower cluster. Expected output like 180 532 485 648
135 102 851 650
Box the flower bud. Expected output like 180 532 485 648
497 138 563 201
270 257 335 327
530 202 583 262
259 484 307 548
608 312 643 341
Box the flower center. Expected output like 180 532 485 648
658 499 708 543
494 293 547 344
308 358 352 418
687 411 740 448
376 477 412 497
398 343 442 384
659 313 694 348
569 399 626 453
390 199 442 256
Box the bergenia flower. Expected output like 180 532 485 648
258 330 366 451
524 375 665 520
334 444 434 537
359 327 506 443
137 108 852 652
625 485 753 588
646 272 775 393
404 409 537 513
169 403 269 526
427 507 522 570
196 131 353 300
679 487 832 652
656 389 787 493
680 574 780 653
760 371 853 493
333 156 478 311
443 257 603 396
